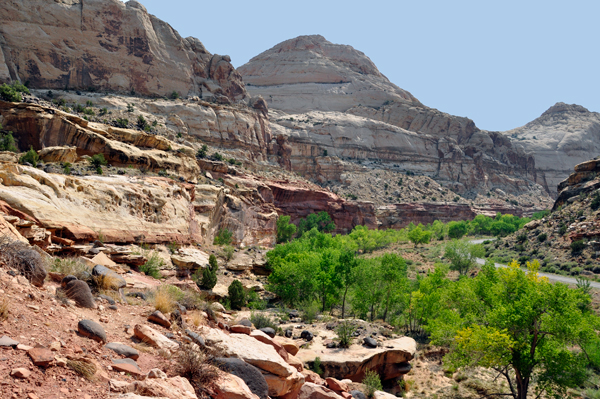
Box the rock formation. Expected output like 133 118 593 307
503 103 600 196
239 35 547 201
0 0 246 101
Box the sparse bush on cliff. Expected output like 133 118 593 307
362 370 382 398
213 228 232 246
0 129 18 152
336 320 356 348
89 153 107 168
19 146 39 167
537 233 547 242
228 280 246 310
571 240 586 254
196 144 208 159
195 254 218 290
114 118 128 128
0 82 29 102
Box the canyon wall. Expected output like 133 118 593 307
0 0 246 101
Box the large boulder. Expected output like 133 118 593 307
214 359 267 399
61 276 96 308
296 336 416 382
92 265 126 289
250 329 289 361
122 376 198 399
297 382 340 399
211 372 260 399
38 146 78 164
133 324 178 352
203 327 304 397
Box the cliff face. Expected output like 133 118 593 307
0 0 246 101
553 157 600 211
503 103 600 196
240 35 544 200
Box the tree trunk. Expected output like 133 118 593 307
515 370 529 399
341 286 348 319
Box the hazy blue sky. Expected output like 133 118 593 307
136 0 599 132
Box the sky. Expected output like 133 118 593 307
135 0 600 132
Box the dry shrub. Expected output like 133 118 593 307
174 344 219 398
134 342 153 353
50 257 89 280
67 359 97 381
179 290 204 310
93 273 121 291
189 311 205 327
153 285 184 314
0 295 9 321
0 235 47 286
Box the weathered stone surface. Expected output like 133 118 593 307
296 382 340 399
106 342 139 360
0 335 19 347
0 0 246 101
211 372 261 399
92 265 127 289
250 329 289 361
78 319 107 343
215 358 268 399
133 324 178 351
203 327 303 397
286 354 304 372
275 337 300 356
231 325 252 335
171 248 209 271
301 369 326 386
27 347 54 367
112 358 143 377
148 311 171 329
325 377 347 392
124 376 198 399
296 336 416 382
11 368 30 379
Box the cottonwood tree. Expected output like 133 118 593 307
431 260 595 399
444 239 485 276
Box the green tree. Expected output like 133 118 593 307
336 250 358 319
315 251 341 312
89 153 107 168
276 215 297 243
297 211 336 236
228 279 246 310
19 146 39 166
444 240 485 276
214 228 232 246
432 260 595 399
0 130 18 152
196 254 218 290
407 225 431 247
379 253 407 321
447 221 468 239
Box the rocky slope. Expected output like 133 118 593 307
504 102 600 196
0 0 246 101
240 35 548 205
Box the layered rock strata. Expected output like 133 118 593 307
0 0 246 101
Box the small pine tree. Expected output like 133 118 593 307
19 146 39 166
200 266 217 290
228 280 246 310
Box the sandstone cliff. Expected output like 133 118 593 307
240 35 547 202
503 102 600 196
0 0 246 101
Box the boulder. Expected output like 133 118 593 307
78 319 107 343
250 329 289 361
211 372 260 399
350 391 367 399
231 325 253 335
106 342 140 360
275 337 300 356
203 327 304 397
11 368 31 379
287 354 304 372
92 265 126 289
259 327 276 338
124 376 198 399
185 329 206 349
297 382 340 399
325 377 348 392
373 391 396 399
37 146 78 164
295 336 416 382
237 318 253 327
363 337 377 348
300 331 313 341
148 310 172 328
112 358 143 377
27 347 54 367
62 277 97 308
91 252 118 268
133 324 178 352
301 370 326 386
215 358 268 399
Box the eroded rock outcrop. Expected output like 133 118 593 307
0 0 246 101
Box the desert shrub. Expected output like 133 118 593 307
532 210 550 220
250 312 277 330
212 152 223 161
50 258 89 280
0 295 9 321
336 320 357 348
89 153 107 168
222 245 235 261
170 91 179 100
174 343 218 397
63 162 72 174
195 255 218 290
571 240 586 254
19 146 39 166
0 236 46 286
179 290 204 310
67 359 97 381
312 356 323 375
0 82 29 102
516 232 528 243
247 290 267 310
537 233 547 242
137 115 147 129
213 228 232 246
114 118 128 128
559 224 568 235
93 273 122 291
99 107 108 116
157 169 168 177
140 252 163 279
196 144 208 159
228 280 246 310
83 108 94 115
301 301 320 323
362 369 382 398
0 131 18 152
153 285 184 313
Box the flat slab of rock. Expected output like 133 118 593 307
148 310 171 328
250 329 288 361
0 335 19 347
298 382 339 399
203 327 303 397
171 248 209 270
28 347 54 367
78 319 107 343
134 324 178 351
231 325 252 335
11 368 30 379
296 336 416 382
106 342 139 360
112 358 143 377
